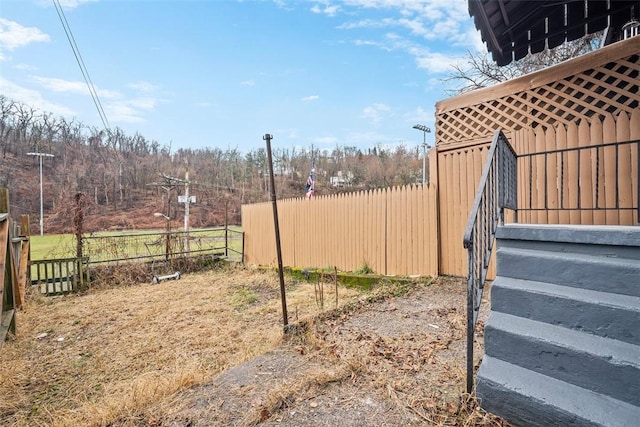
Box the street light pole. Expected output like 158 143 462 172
412 125 431 184
27 152 54 235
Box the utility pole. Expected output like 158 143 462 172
412 124 431 184
155 172 195 256
183 167 191 254
27 151 54 235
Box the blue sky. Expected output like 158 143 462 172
0 0 484 153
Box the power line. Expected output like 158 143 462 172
52 0 111 132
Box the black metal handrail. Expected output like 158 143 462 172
518 139 639 223
463 130 517 394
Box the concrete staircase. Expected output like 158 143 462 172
476 224 640 427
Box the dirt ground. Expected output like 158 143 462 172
0 266 507 426
161 276 504 427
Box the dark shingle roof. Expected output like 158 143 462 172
468 0 640 65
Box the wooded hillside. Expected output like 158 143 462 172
0 95 426 234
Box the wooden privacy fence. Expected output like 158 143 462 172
1 189 30 344
435 37 639 277
242 183 438 277
242 37 639 278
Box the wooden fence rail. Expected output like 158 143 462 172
30 257 90 296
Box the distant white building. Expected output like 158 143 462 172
330 171 353 187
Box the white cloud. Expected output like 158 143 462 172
354 31 463 75
241 79 255 86
32 76 121 99
15 63 37 71
36 0 97 9
415 51 461 73
0 19 50 52
354 39 391 51
30 75 162 124
127 97 158 110
311 2 340 17
301 95 319 102
335 0 481 63
272 0 292 11
338 18 392 30
404 106 432 127
106 97 158 124
0 76 75 116
58 0 97 7
467 27 486 53
128 81 157 93
361 103 391 125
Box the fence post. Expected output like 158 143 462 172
0 188 17 339
225 200 229 257
264 133 289 329
0 188 8 214
74 193 85 258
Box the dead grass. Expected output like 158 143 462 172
1 270 506 427
225 277 509 427
0 264 364 426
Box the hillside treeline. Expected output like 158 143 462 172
0 95 426 233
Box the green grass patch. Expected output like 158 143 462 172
29 227 242 262
281 266 432 291
30 234 77 260
229 287 259 307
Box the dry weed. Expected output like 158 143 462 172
0 265 364 426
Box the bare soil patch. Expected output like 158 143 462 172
0 266 507 426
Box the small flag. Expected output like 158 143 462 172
305 163 315 200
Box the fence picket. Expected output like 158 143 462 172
631 109 640 224
545 126 559 224
617 112 633 224
555 124 570 224
591 118 606 225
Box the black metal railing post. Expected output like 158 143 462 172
463 130 517 394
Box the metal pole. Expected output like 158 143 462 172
224 200 228 257
265 133 288 329
27 152 54 235
165 186 171 261
39 155 44 235
412 125 430 185
184 167 190 254
422 132 427 185
467 246 475 394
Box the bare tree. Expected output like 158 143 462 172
14 102 36 150
446 34 602 95
0 96 15 158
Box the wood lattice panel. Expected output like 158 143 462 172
436 38 639 148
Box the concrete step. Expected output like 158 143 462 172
476 355 640 427
496 246 640 296
484 312 640 406
496 224 640 258
491 277 640 345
